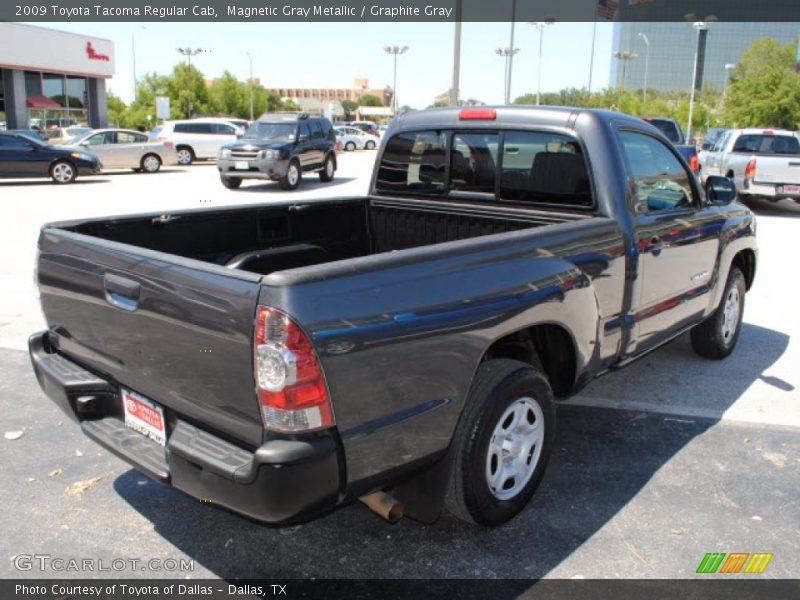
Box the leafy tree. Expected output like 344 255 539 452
723 37 800 129
106 91 128 128
208 71 249 117
358 94 384 107
341 99 359 118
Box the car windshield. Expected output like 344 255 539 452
244 122 296 141
16 132 42 145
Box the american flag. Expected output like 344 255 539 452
596 0 619 21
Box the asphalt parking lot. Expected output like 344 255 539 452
1 154 798 580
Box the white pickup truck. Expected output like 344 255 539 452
699 128 800 203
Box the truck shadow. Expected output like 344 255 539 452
113 322 789 580
234 177 359 193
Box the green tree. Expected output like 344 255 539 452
208 71 249 118
723 37 800 129
341 99 359 118
358 94 384 107
106 91 128 128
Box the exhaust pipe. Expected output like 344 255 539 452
359 491 404 523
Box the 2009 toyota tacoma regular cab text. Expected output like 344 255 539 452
29 107 757 527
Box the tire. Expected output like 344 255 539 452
141 154 161 173
365 139 376 150
279 160 301 190
345 141 356 152
220 175 241 189
690 266 746 359
176 146 194 166
50 160 76 184
319 154 335 182
445 359 556 526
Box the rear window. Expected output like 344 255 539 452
644 119 683 144
375 129 592 208
732 134 800 155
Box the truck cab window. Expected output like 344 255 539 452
498 131 592 208
450 133 499 193
620 131 695 212
376 131 447 195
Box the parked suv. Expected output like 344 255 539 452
157 119 242 165
217 113 336 191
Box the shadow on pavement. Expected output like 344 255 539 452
112 323 789 580
0 178 110 186
234 177 359 193
741 197 800 218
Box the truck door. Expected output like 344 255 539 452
296 122 315 170
619 129 723 355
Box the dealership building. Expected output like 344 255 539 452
0 23 114 130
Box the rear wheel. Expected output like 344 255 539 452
50 160 76 184
279 160 301 190
319 154 335 182
141 154 161 173
176 146 194 166
220 175 241 189
445 359 555 526
365 139 376 150
345 141 356 152
690 266 746 359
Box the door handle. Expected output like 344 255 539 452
103 273 140 311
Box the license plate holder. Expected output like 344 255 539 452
122 389 166 446
782 184 800 194
234 160 249 170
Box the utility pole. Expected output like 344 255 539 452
637 32 650 104
686 21 708 143
506 0 517 105
612 50 639 90
530 21 554 105
450 0 462 106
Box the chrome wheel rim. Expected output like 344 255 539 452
143 156 160 172
287 164 298 186
346 142 355 151
52 163 73 183
486 397 544 500
177 149 191 165
325 159 334 177
721 287 740 343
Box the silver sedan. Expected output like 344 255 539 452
66 129 178 172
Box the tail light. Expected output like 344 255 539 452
745 159 756 179
690 154 698 173
254 307 333 432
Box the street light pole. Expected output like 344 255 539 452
384 45 409 114
637 32 650 104
612 51 639 90
686 21 708 143
176 47 208 66
530 21 553 105
495 48 520 104
450 0 462 106
246 52 254 120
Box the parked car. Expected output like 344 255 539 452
344 120 381 139
29 106 756 528
157 118 242 165
46 126 93 146
217 113 336 190
147 125 163 141
699 128 800 202
334 126 367 151
66 129 178 173
0 130 101 183
6 129 45 142
640 117 699 172
701 128 727 151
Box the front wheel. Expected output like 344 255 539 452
690 266 746 359
220 175 241 189
50 160 76 184
319 154 335 182
279 160 301 190
445 359 555 526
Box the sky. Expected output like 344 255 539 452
34 21 615 109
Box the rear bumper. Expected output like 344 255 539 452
28 331 342 525
743 180 800 200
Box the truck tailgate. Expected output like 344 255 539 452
36 228 264 448
755 156 800 185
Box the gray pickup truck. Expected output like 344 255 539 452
29 107 757 527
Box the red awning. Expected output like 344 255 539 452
26 94 61 109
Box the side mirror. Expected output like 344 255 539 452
705 175 737 205
79 140 90 147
